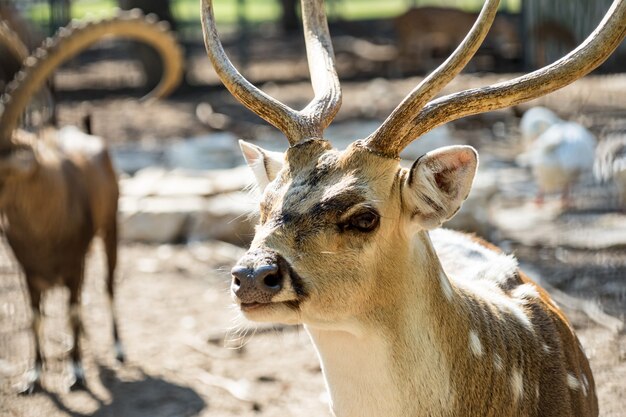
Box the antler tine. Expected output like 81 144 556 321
364 0 500 157
300 0 342 132
392 0 626 153
201 0 301 144
201 0 341 145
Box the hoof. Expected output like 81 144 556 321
69 375 88 391
115 341 126 364
18 366 43 395
69 361 87 391
18 380 44 395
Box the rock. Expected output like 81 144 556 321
165 133 241 170
120 165 254 198
119 190 258 245
186 192 258 245
118 196 202 243
490 200 626 249
119 167 169 198
110 145 163 175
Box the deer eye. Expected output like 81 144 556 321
342 210 380 233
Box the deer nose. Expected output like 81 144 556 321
231 263 283 304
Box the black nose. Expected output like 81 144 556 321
231 262 283 304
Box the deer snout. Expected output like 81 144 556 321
231 261 284 304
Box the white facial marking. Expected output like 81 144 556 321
566 373 581 391
469 330 483 357
511 283 541 301
493 354 504 372
511 368 524 403
439 272 453 301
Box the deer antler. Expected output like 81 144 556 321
0 9 184 146
365 0 626 157
364 0 500 157
201 0 341 145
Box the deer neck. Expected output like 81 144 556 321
305 232 460 417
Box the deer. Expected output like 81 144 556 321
201 0 624 415
393 6 520 73
0 10 183 393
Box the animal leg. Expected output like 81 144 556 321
104 222 125 363
68 283 87 390
21 280 44 394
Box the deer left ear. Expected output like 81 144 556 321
239 140 285 191
402 145 478 230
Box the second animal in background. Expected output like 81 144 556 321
0 10 183 393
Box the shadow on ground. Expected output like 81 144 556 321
43 364 206 417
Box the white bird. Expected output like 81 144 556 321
595 133 626 209
519 106 562 144
517 107 596 206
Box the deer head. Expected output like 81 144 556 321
201 0 626 327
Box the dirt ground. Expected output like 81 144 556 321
1 47 626 416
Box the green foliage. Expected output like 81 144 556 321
26 0 521 28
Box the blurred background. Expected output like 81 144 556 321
0 0 625 416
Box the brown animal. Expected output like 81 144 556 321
202 0 625 415
0 10 183 393
394 6 520 73
532 20 578 68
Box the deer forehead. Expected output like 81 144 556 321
261 143 402 219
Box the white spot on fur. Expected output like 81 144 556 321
511 283 540 301
567 373 581 391
535 385 540 399
542 344 551 354
581 374 589 397
493 354 504 371
511 369 524 402
469 330 483 357
440 272 454 301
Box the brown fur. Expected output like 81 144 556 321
0 129 122 392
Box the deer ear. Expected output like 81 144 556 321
402 145 478 230
239 140 284 191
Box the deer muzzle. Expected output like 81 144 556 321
231 248 305 309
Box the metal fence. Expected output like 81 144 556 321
522 0 626 71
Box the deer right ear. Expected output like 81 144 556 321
402 146 478 230
239 140 284 191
